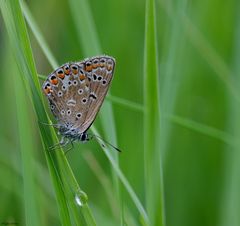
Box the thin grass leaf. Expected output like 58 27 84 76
159 0 240 102
21 1 148 224
159 0 187 163
67 0 119 160
107 94 144 112
91 127 149 225
219 3 240 225
20 0 58 68
68 0 101 55
83 152 118 218
14 69 42 226
168 115 235 147
0 1 96 225
68 0 123 222
143 0 164 225
0 1 71 225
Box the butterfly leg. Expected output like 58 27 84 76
49 137 68 151
64 140 74 155
39 121 60 128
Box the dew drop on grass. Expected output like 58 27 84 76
75 190 88 207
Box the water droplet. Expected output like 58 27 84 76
75 190 88 206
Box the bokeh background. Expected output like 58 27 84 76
0 0 239 226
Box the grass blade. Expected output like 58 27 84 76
21 1 148 224
68 0 122 222
68 0 101 55
168 115 235 147
219 3 240 225
91 127 149 225
20 1 58 68
160 0 240 102
0 1 71 225
0 1 96 225
144 0 164 225
14 63 41 226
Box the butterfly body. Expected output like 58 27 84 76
42 55 115 146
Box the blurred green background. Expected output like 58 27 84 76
0 0 239 225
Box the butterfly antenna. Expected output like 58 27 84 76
90 134 122 153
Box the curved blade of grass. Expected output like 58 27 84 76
0 1 96 225
21 1 148 224
14 68 42 226
91 127 149 225
0 2 71 225
20 1 58 69
67 0 119 160
68 0 122 223
144 0 164 225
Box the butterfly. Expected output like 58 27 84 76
42 55 116 150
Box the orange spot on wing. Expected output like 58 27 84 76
65 69 70 75
92 63 100 69
86 65 92 72
51 78 58 85
72 69 78 75
58 73 65 79
79 74 86 81
44 87 52 95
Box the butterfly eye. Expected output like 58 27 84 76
62 85 66 91
97 76 102 81
60 110 65 115
102 80 107 85
81 133 88 141
50 104 55 110
67 109 71 115
57 69 65 79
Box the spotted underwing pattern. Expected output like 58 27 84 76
42 55 115 145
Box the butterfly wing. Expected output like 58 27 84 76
42 56 115 134
42 61 91 128
77 56 115 132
